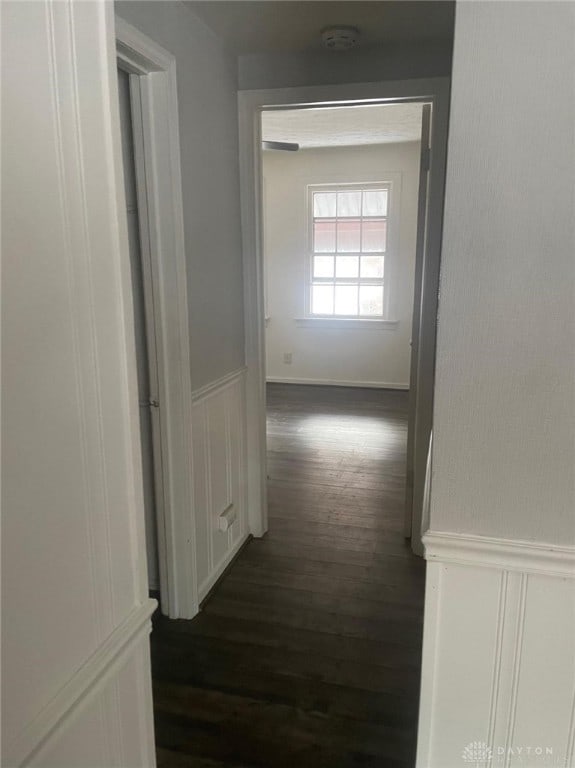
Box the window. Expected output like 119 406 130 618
309 185 389 318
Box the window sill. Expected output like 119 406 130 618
294 317 398 330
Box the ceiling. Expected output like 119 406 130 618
186 1 455 55
262 103 423 149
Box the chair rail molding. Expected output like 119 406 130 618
423 530 575 578
5 602 157 768
416 530 575 768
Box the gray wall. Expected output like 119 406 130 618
431 1 575 545
239 40 453 91
116 1 245 389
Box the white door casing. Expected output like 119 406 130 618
405 102 433 548
238 79 450 549
116 18 198 619
117 67 161 592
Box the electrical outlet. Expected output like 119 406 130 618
283 352 293 365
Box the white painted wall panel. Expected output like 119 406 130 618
420 563 502 767
510 575 575 765
1 2 155 764
209 402 231 568
431 1 575 545
263 143 420 388
28 638 155 768
417 536 575 768
192 370 249 601
229 378 247 548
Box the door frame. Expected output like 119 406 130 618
116 18 198 618
238 78 450 551
405 103 433 555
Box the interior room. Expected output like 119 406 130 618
262 104 423 389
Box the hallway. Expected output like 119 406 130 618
151 384 425 767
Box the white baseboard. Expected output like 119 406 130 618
198 532 250 602
417 531 575 768
266 376 409 390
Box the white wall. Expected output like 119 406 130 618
417 3 575 766
263 142 420 388
116 1 245 390
239 40 453 91
2 2 155 765
431 1 575 546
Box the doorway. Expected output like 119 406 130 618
117 66 161 594
239 79 450 557
260 100 432 558
116 18 198 619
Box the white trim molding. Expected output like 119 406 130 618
423 531 575 578
239 77 451 544
294 318 398 330
6 601 157 768
266 377 409 390
417 531 575 768
191 366 248 404
116 17 197 619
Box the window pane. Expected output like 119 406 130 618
362 219 387 252
362 189 388 216
337 191 361 217
314 192 336 218
336 255 359 278
337 219 361 252
313 255 334 278
314 220 336 252
334 285 358 315
360 255 384 278
312 284 334 315
359 285 384 316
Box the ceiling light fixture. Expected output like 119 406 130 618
321 26 361 51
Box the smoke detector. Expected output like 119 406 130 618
321 26 361 51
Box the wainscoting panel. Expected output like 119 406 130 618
27 621 155 768
417 532 575 768
3 1 157 765
192 368 249 602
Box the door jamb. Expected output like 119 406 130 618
238 78 450 551
116 18 198 618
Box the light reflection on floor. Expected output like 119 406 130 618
267 411 406 457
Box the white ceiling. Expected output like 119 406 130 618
262 103 423 148
186 1 455 55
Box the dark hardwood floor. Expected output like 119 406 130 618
152 383 425 768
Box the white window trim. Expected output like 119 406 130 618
304 178 401 325
295 317 398 330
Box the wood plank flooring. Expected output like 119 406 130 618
152 383 425 768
